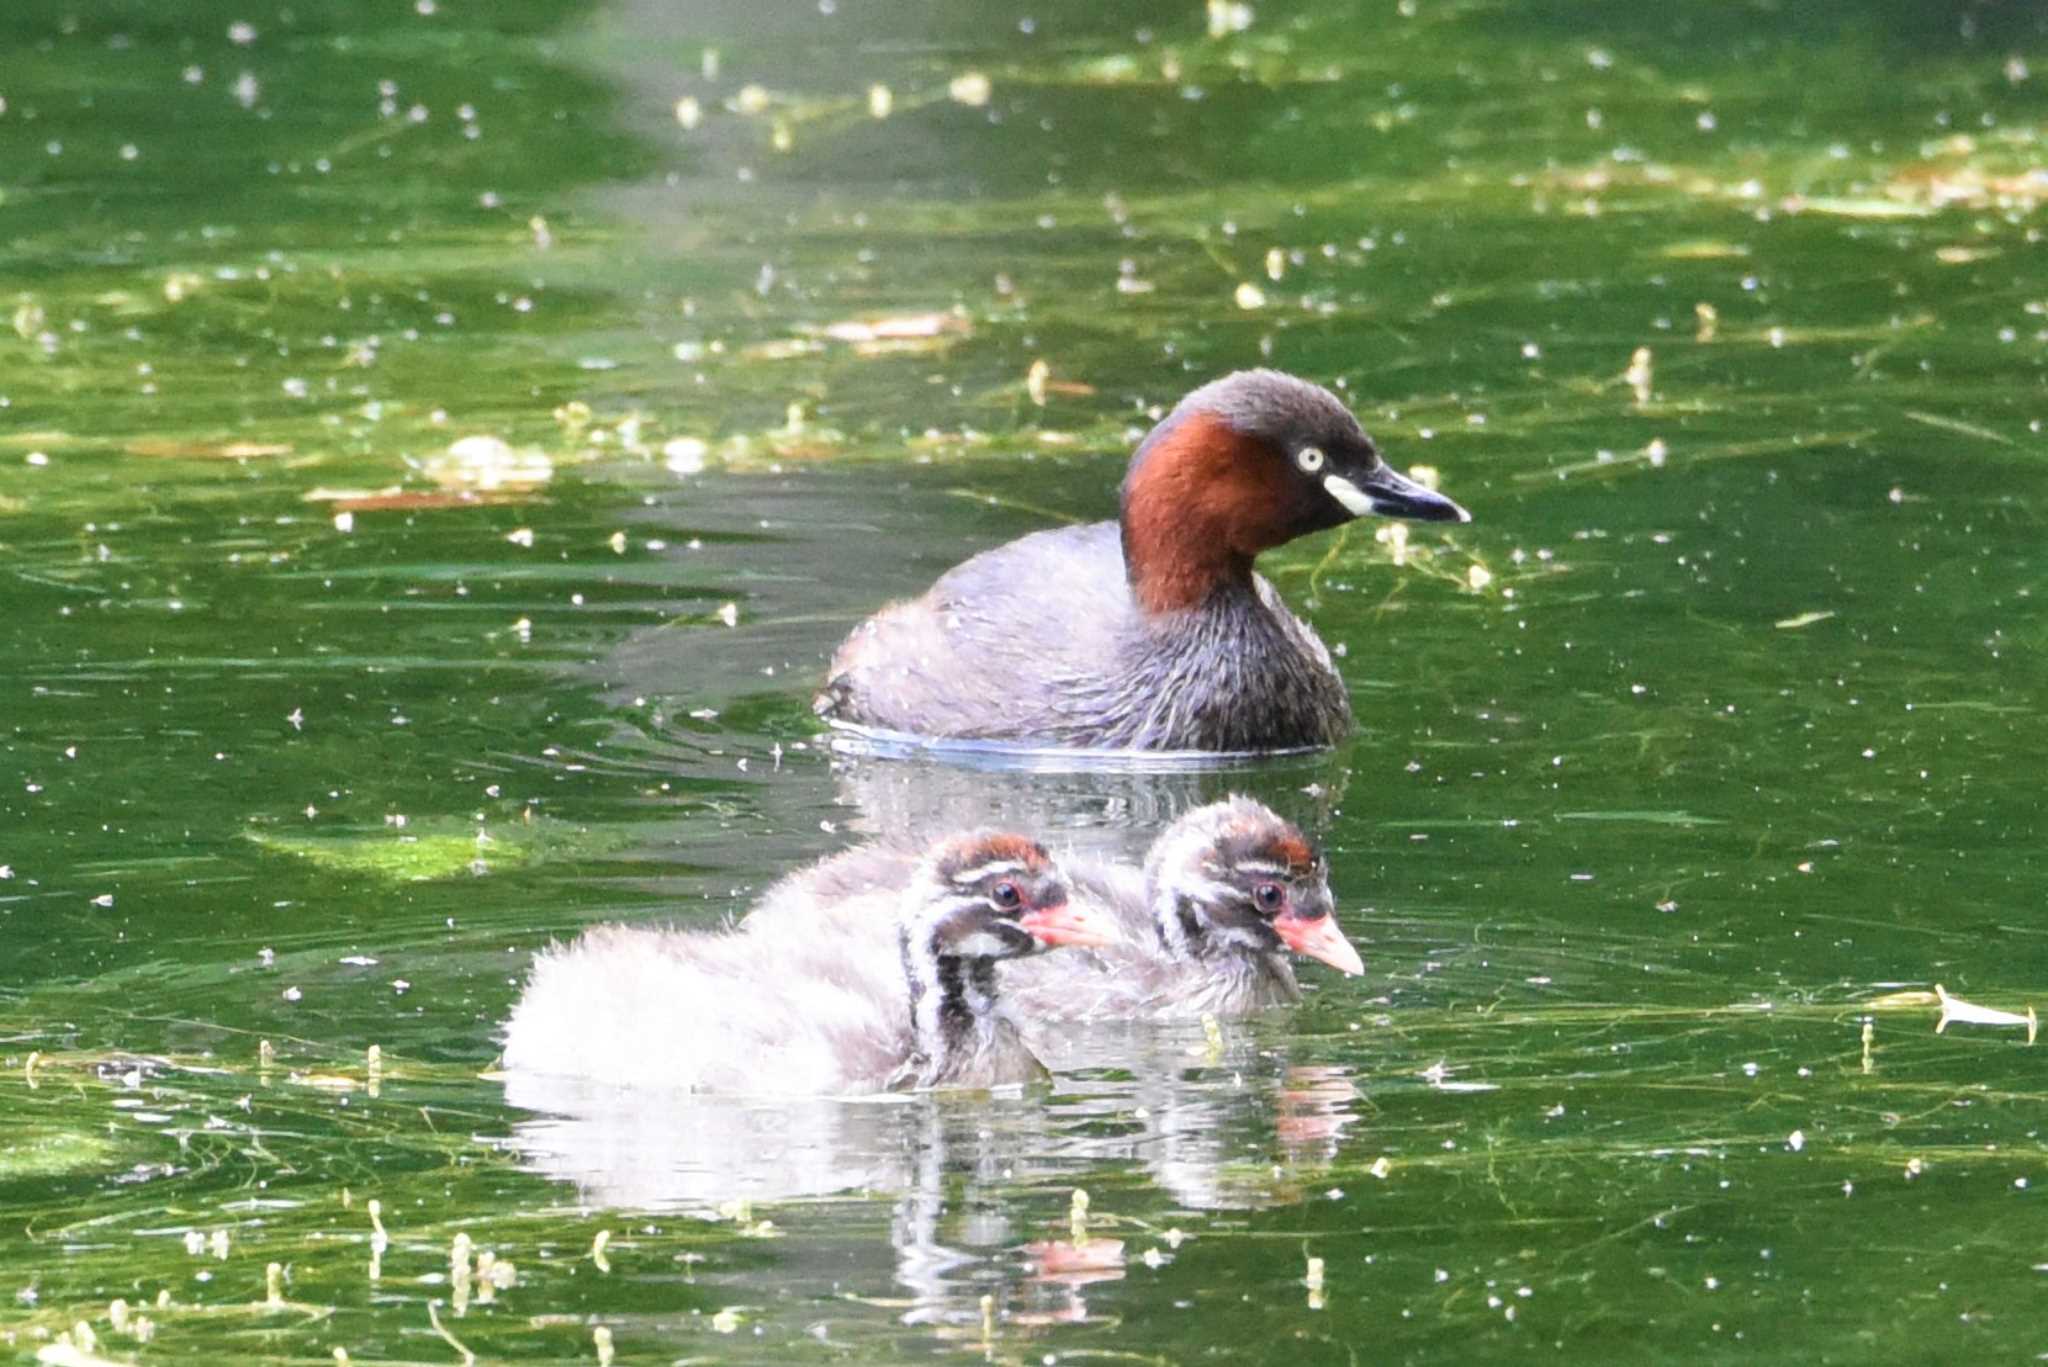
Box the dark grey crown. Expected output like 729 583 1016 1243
1171 369 1373 457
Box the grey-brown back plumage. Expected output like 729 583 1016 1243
816 521 1350 750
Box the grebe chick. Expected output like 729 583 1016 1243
500 833 1112 1095
1002 796 1358 1022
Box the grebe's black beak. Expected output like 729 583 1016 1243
1324 463 1471 524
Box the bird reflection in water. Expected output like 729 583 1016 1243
498 1025 1357 1337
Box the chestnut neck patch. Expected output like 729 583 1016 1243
1120 411 1297 615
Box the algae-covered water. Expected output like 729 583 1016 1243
4 0 2047 1361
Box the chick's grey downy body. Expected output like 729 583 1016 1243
819 521 1350 751
502 916 939 1095
501 834 1080 1096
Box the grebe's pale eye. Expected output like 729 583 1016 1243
1295 446 1326 473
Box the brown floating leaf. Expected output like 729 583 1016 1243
761 440 843 461
0 429 75 450
1659 240 1750 260
1884 159 2048 211
1779 194 1934 220
817 311 970 344
1025 1238 1127 1281
739 338 825 362
422 435 554 492
125 438 295 460
1027 359 1051 405
947 72 992 107
303 487 531 512
742 311 974 362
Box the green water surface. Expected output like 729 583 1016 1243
3 0 2046 1361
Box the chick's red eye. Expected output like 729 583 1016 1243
1254 882 1285 913
991 881 1023 910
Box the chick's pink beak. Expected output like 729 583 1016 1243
1018 898 1117 950
1273 910 1364 976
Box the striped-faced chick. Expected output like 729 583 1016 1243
1144 797 1363 976
899 833 1113 1073
908 832 1113 961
